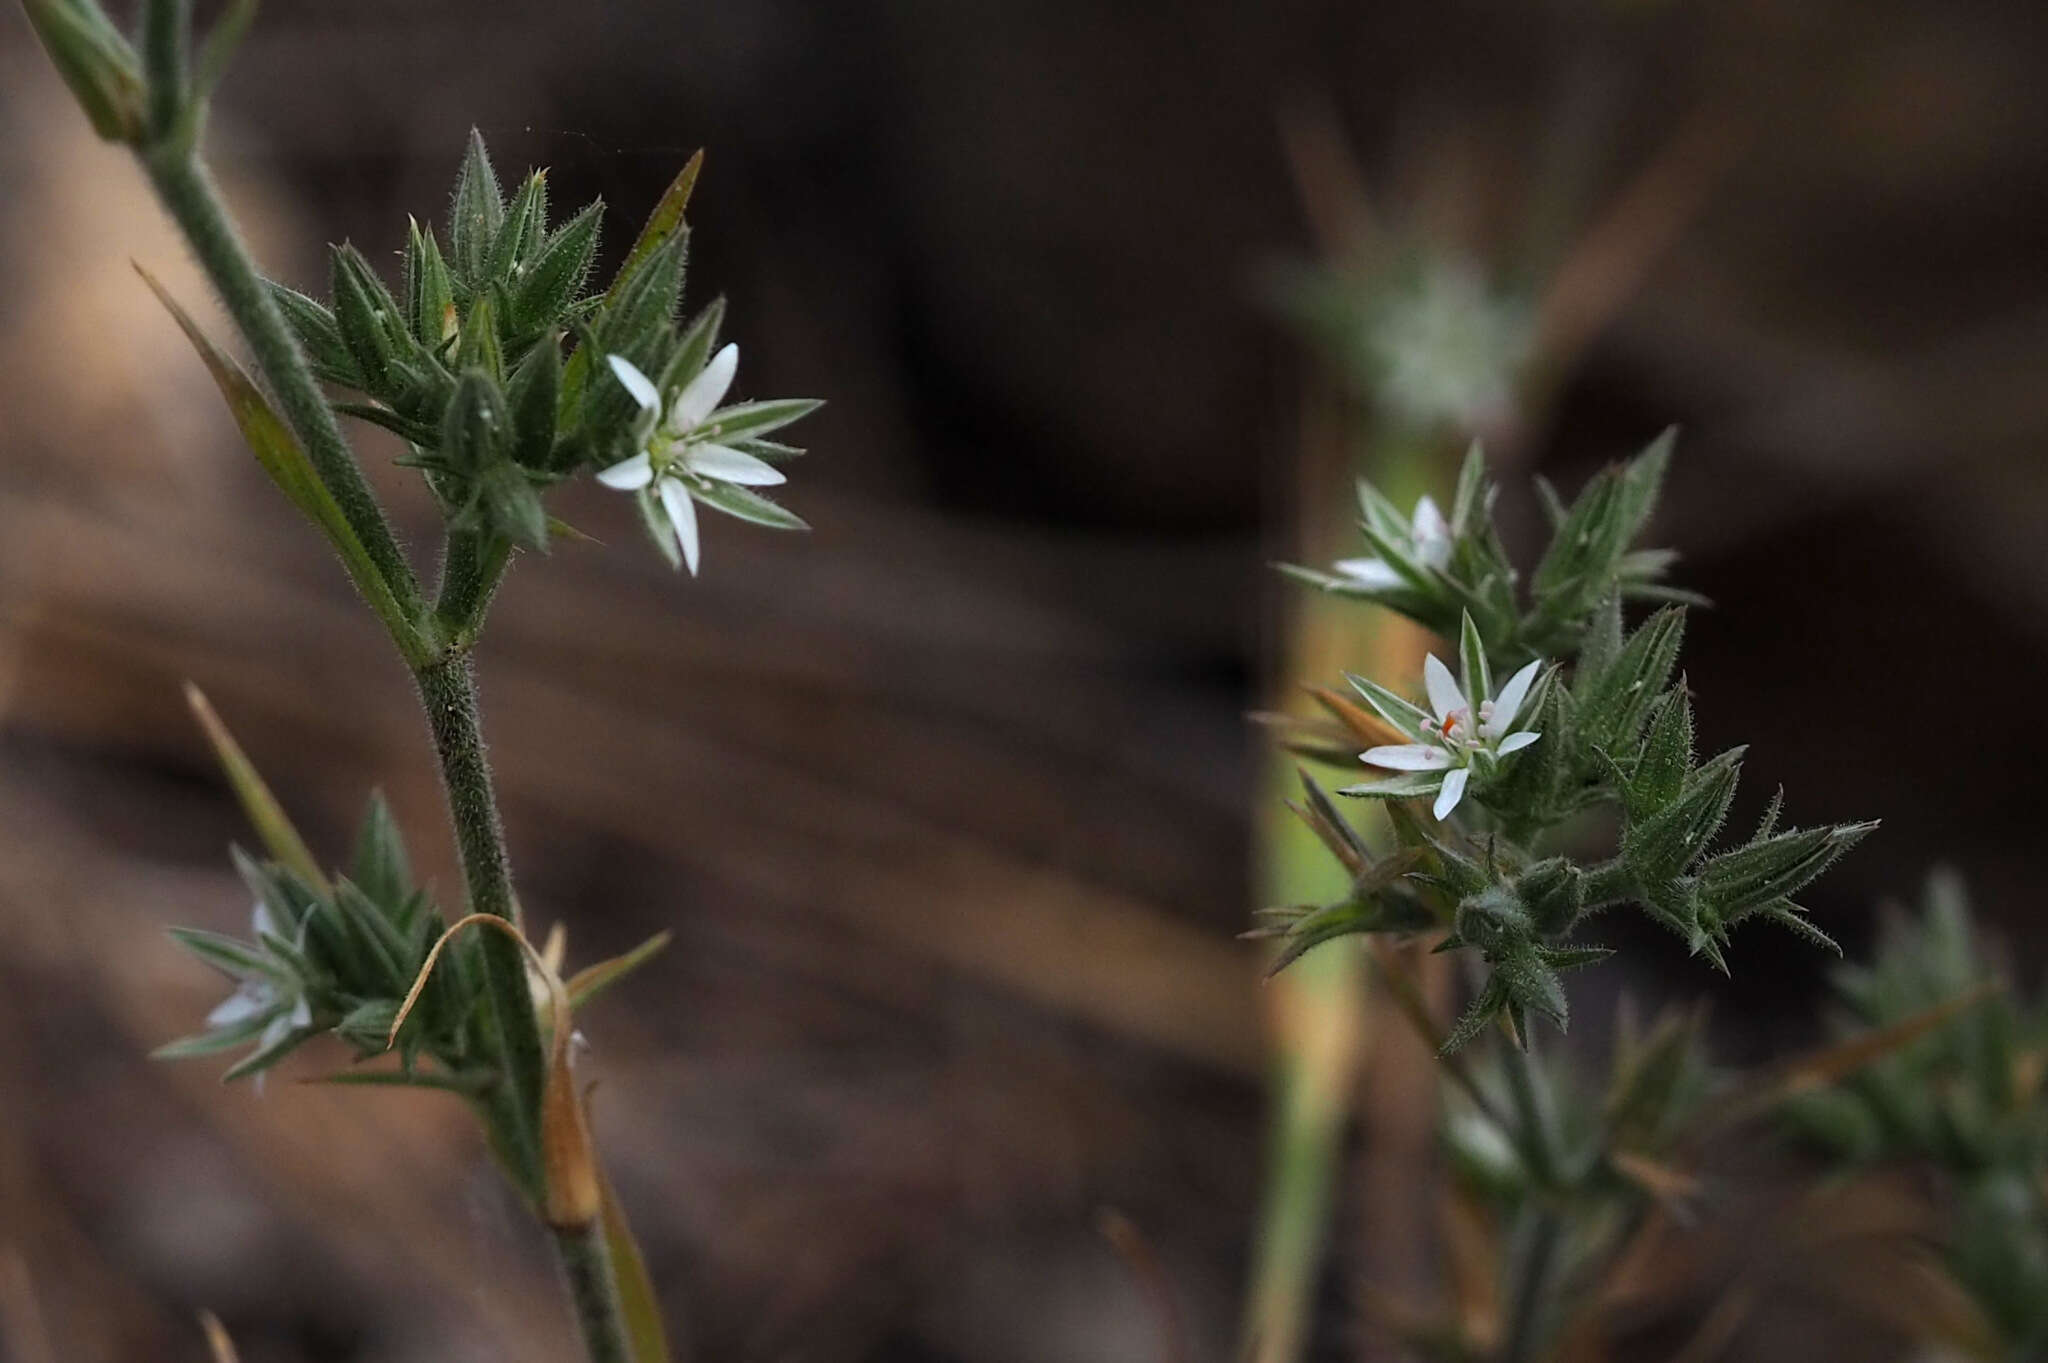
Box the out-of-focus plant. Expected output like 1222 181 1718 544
1786 873 2048 1360
1255 435 1878 1360
22 2 819 1359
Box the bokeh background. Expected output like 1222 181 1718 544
3 1 2045 1360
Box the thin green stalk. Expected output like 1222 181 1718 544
435 529 514 643
1501 1207 1563 1363
553 1224 633 1363
138 143 423 622
415 653 548 1197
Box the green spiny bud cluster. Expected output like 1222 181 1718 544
1785 875 2046 1352
265 133 818 565
1263 435 1875 1051
155 793 486 1085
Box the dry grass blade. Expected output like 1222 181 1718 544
1698 983 1999 1135
199 1311 240 1363
1308 685 1412 752
1095 1208 1187 1363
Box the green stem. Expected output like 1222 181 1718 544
111 36 634 1358
552 1224 633 1363
139 142 423 620
1579 858 1636 914
415 652 547 1198
1500 1032 1560 1188
140 0 186 140
435 529 514 643
1501 1207 1563 1363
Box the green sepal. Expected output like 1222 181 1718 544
701 398 822 444
349 791 413 920
512 201 602 335
166 926 283 982
505 334 563 471
404 217 457 348
265 280 360 386
448 129 505 291
488 170 549 288
692 481 808 532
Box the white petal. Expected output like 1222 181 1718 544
250 900 277 940
669 342 738 433
1496 730 1541 754
595 451 656 490
1423 653 1467 722
606 354 662 417
1333 556 1402 590
660 477 701 575
1411 494 1449 546
1363 743 1453 771
1433 766 1470 820
1486 660 1543 735
207 986 269 1027
687 442 786 486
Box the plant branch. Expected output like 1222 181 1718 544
415 653 548 1197
138 137 424 633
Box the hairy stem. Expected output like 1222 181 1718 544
139 142 423 624
118 48 634 1359
552 1224 633 1363
435 529 514 643
1580 858 1636 914
415 653 547 1195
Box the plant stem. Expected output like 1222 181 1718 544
415 652 548 1197
1580 858 1635 914
435 529 513 642
1501 1207 1563 1363
122 57 633 1359
1498 1036 1564 1363
139 142 423 622
552 1224 633 1363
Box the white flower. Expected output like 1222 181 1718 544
1334 494 1451 590
1360 653 1543 820
596 346 786 575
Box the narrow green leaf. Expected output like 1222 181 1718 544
183 683 328 892
600 1163 674 1363
138 265 429 662
565 931 672 1011
610 149 703 304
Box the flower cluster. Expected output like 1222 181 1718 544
267 133 819 574
1261 435 1874 1049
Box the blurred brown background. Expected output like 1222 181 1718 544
2 1 2045 1360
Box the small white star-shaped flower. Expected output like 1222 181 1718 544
1334 494 1451 590
596 347 787 575
1359 653 1543 819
